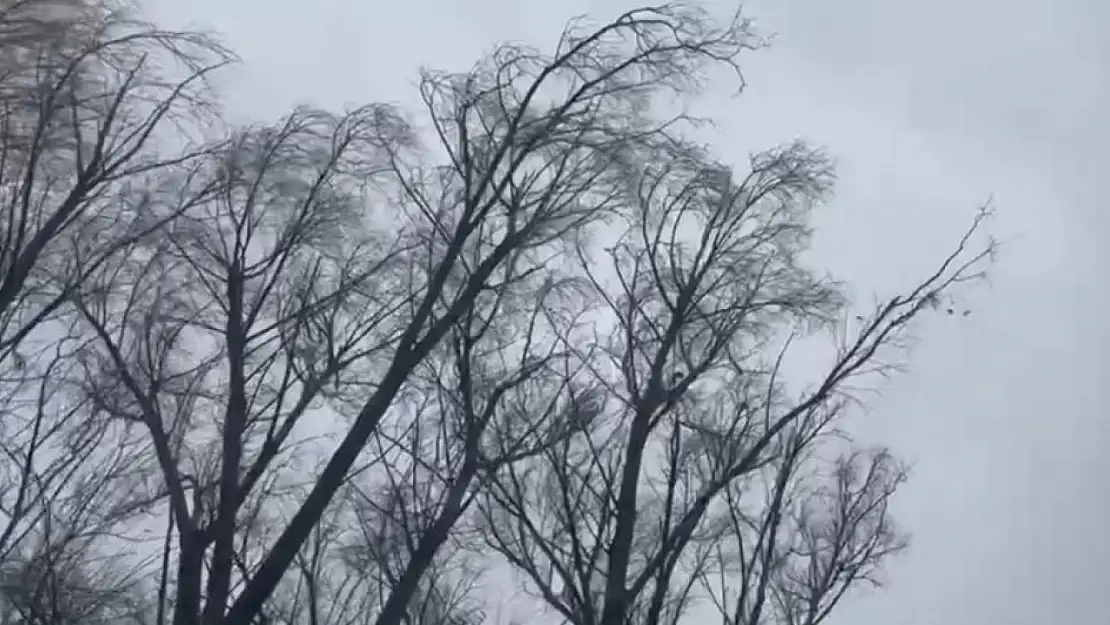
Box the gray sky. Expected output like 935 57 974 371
145 0 1108 623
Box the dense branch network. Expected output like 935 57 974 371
0 3 994 625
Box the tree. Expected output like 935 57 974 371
0 1 231 623
0 0 231 359
68 102 416 625
4 3 994 625
0 477 153 625
468 136 990 625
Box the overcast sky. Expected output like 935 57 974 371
144 0 1108 623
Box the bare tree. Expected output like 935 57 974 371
66 3 768 625
0 357 162 625
0 0 231 361
68 102 416 625
0 303 176 625
0 506 151 625
19 4 994 625
473 122 992 625
218 5 770 624
0 4 232 625
702 448 909 625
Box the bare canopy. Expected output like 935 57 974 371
0 3 993 625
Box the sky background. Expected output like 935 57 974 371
143 0 1108 623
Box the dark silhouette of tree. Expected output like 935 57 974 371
0 0 231 359
471 134 990 625
0 3 994 625
0 2 230 623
